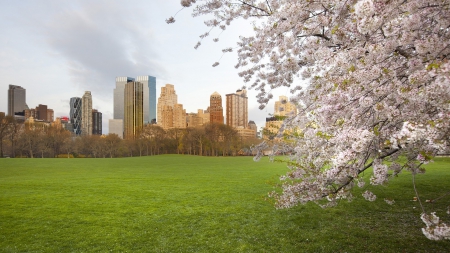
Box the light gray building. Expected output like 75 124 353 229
109 119 124 138
8 84 27 117
114 77 135 120
81 91 93 136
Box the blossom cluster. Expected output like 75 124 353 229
174 0 450 240
421 213 450 240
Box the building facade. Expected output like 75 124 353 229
92 109 102 135
210 92 224 124
226 89 248 129
81 91 93 136
70 97 82 135
124 81 143 139
109 119 123 138
8 85 27 117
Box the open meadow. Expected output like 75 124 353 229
0 155 449 252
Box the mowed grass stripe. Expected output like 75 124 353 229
0 155 449 252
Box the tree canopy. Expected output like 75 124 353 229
169 0 450 240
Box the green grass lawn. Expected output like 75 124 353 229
0 155 449 252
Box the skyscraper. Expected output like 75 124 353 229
226 89 248 129
210 92 224 124
8 85 27 117
136 75 156 124
70 97 82 135
157 84 177 123
114 77 135 120
157 84 186 129
81 91 93 136
124 81 143 139
92 109 102 135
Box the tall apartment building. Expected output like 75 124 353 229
210 92 224 124
81 91 93 136
137 75 157 124
70 97 82 135
124 81 143 139
8 85 27 117
92 109 102 135
157 84 186 129
226 89 248 129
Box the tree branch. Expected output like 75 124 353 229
324 147 402 197
297 33 331 41
238 0 271 15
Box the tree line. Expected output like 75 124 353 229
0 114 260 158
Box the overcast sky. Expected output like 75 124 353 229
0 0 293 132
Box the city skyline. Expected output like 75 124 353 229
0 1 297 133
2 82 275 135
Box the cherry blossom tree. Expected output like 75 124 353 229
168 0 450 240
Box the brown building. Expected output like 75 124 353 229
210 92 224 124
124 82 143 139
24 104 54 122
226 89 248 129
36 104 47 122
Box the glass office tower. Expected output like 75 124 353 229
136 75 156 124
